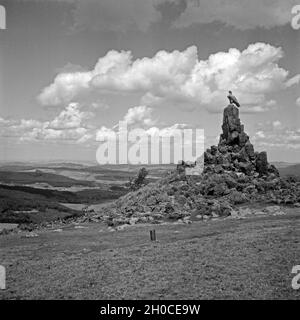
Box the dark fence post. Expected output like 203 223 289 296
150 229 156 241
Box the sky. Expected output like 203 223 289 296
0 0 299 163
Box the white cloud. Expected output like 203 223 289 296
96 106 195 144
272 120 282 128
95 126 116 141
1 104 158 145
38 43 298 113
20 126 90 143
296 97 300 107
123 106 156 127
0 117 14 126
285 74 300 88
253 121 300 149
96 121 197 149
96 105 157 141
0 103 95 144
90 101 110 110
255 130 266 139
48 103 93 130
37 72 92 107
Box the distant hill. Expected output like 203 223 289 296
0 163 86 171
0 170 94 187
277 163 300 178
271 162 297 169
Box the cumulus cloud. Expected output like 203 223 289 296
0 104 159 145
0 117 14 126
95 105 198 146
123 106 157 127
96 122 193 141
1 103 161 146
20 126 90 143
90 101 110 110
0 103 95 144
48 103 93 130
37 71 92 107
38 43 298 113
253 120 300 149
96 105 157 141
285 74 300 88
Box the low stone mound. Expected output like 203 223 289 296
85 104 300 226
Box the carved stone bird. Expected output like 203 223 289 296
227 91 240 108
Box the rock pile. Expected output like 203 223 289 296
85 104 300 226
127 167 149 190
204 104 278 177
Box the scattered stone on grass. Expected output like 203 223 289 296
23 232 39 238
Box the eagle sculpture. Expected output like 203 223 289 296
227 91 240 108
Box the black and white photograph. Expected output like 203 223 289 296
0 0 299 305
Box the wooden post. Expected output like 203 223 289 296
150 229 156 241
0 265 5 290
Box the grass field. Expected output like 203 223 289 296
1 207 299 300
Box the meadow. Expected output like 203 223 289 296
0 208 299 299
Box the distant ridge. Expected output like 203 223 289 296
277 163 300 178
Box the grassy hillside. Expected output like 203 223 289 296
0 209 299 299
0 184 127 203
0 187 80 224
0 184 127 224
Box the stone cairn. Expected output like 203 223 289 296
204 104 279 177
82 104 299 226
